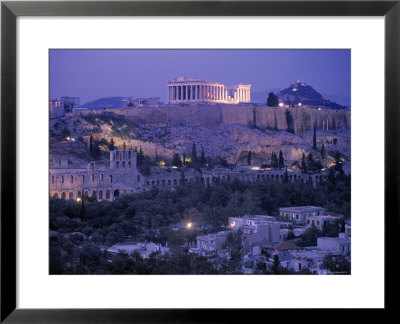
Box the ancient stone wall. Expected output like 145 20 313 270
94 105 351 134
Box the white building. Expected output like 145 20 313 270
305 214 342 230
167 77 251 104
279 206 325 225
107 242 169 258
196 231 230 254
317 223 351 254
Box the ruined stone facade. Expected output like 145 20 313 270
167 77 251 104
50 148 328 201
49 149 141 201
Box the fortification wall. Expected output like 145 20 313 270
90 105 350 133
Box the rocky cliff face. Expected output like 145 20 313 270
90 105 350 134
50 111 350 166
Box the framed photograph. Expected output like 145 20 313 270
1 0 399 322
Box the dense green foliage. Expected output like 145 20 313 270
50 174 350 274
323 254 351 274
267 92 279 107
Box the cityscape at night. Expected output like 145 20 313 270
49 49 351 275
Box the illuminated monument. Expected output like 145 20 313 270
167 77 251 104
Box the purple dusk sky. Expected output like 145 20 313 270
50 49 350 105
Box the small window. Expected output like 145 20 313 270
109 175 113 183
61 176 64 183
116 161 119 168
91 174 95 182
122 161 125 168
106 190 110 199
71 175 73 183
51 176 54 184
82 175 85 182
99 191 103 199
128 161 131 168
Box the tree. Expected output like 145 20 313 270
272 254 280 274
271 152 278 168
200 147 206 165
331 151 345 178
307 153 314 170
320 143 327 164
123 142 126 150
92 140 101 158
267 92 279 107
301 153 307 173
191 144 197 164
299 226 323 247
313 126 317 150
109 138 115 151
172 153 182 167
89 135 94 157
137 146 145 166
247 151 253 165
323 254 350 274
278 150 285 169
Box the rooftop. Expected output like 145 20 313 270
279 206 323 213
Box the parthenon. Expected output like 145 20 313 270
167 77 251 104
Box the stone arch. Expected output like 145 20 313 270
109 175 113 183
53 193 59 199
99 190 103 200
61 192 66 199
92 191 97 199
69 192 73 200
114 189 119 198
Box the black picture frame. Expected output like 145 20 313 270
1 0 399 322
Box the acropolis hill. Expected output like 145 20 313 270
79 105 350 133
51 104 350 166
